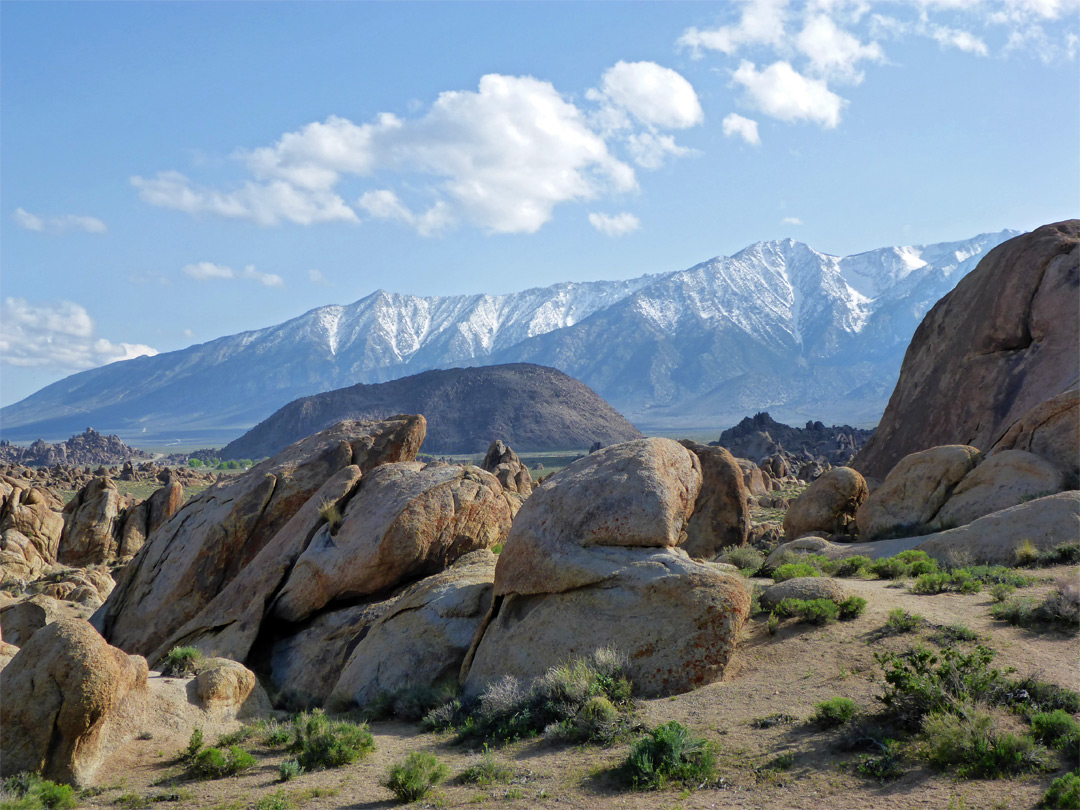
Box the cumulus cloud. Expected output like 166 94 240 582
588 212 642 236
678 0 790 56
135 65 702 236
796 14 884 81
13 207 107 234
182 262 284 287
733 60 847 128
929 24 990 54
0 298 157 371
722 113 762 144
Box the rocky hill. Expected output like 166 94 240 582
711 411 874 467
854 221 1079 480
0 229 1017 443
0 428 150 468
220 364 643 458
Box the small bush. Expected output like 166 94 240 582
884 609 922 634
457 747 513 786
1029 710 1080 750
316 499 343 531
823 555 872 578
263 720 291 747
772 562 822 582
385 752 448 803
277 759 303 782
1031 543 1080 568
719 546 764 575
2 775 78 810
856 740 904 782
799 598 839 625
921 710 1047 778
1041 770 1080 809
990 582 1017 602
911 572 952 594
838 596 867 620
749 713 797 729
869 556 912 580
160 646 201 677
993 582 1080 633
811 697 858 728
291 710 375 771
190 745 255 779
624 722 717 790
184 728 204 761
254 793 289 810
932 624 979 644
1015 540 1040 566
1008 677 1080 714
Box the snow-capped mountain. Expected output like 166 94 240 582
0 229 1020 443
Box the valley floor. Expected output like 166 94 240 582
83 569 1079 810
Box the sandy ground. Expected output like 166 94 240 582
82 567 1079 810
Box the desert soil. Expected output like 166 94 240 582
78 565 1080 810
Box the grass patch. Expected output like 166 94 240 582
718 546 764 575
810 697 859 728
160 646 202 677
289 709 375 771
457 747 513 786
772 562 822 582
823 556 872 578
189 746 256 779
385 752 448 803
931 623 980 645
992 580 1080 633
426 647 636 746
856 740 904 782
623 721 718 790
921 710 1049 778
884 608 923 634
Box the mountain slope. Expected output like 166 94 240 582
220 363 644 457
0 228 1019 443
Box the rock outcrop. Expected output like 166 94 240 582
0 475 64 579
462 438 749 698
58 477 125 567
0 428 151 469
115 481 184 559
854 221 1080 479
783 467 869 540
679 441 750 557
480 440 533 495
98 416 426 658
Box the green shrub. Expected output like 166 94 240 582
992 581 1080 633
385 752 448 803
215 725 257 747
190 745 255 779
910 572 952 594
869 556 912 580
823 556 872 578
253 793 289 810
719 546 764 575
184 728 204 761
316 499 343 532
1 775 79 810
810 697 858 728
624 721 717 790
932 623 979 644
772 562 821 582
1031 543 1080 568
962 565 1031 588
884 608 922 634
838 595 867 620
921 710 1047 778
291 710 375 770
1029 710 1080 750
856 739 904 781
160 646 202 677
990 582 1017 602
799 598 839 625
262 720 291 747
277 759 303 782
1041 770 1080 808
457 747 513 786
951 569 983 594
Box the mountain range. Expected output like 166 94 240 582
0 228 1020 444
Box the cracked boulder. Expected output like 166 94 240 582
679 441 750 557
97 416 426 658
58 477 126 567
783 467 868 540
1 475 64 580
462 439 749 698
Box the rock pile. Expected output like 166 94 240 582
0 428 151 468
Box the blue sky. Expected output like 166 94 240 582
2 0 1077 406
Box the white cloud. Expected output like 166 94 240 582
796 14 884 81
308 269 333 286
0 298 157 371
929 24 990 54
678 0 790 56
182 262 284 287
733 60 847 128
589 61 704 129
782 216 804 224
13 207 106 234
134 67 705 236
588 212 641 236
722 113 763 144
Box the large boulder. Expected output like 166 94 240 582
932 449 1069 529
463 439 748 698
678 441 750 558
273 462 511 622
328 550 496 711
98 416 426 658
480 440 533 495
0 619 148 787
463 549 749 698
0 594 77 646
735 458 768 497
856 446 982 539
0 476 64 578
760 577 846 610
493 438 702 596
116 481 184 559
58 477 123 567
769 492 1079 567
990 389 1080 480
783 467 868 539
854 221 1080 479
